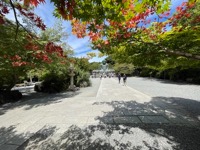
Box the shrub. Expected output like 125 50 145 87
34 73 70 93
34 82 43 92
193 77 200 84
74 69 91 87
0 90 22 105
139 68 152 77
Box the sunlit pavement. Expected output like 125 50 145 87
0 77 200 150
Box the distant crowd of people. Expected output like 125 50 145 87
99 73 127 86
91 73 115 78
99 73 115 79
91 72 127 86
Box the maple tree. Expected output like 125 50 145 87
87 1 200 62
65 1 196 63
0 19 69 90
1 0 199 69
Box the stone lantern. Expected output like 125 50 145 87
68 63 75 91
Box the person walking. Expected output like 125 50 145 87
100 74 102 80
118 73 121 84
123 74 127 86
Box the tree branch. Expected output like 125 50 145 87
163 49 200 60
9 0 19 40
128 36 200 60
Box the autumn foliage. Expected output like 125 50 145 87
0 0 46 29
1 0 199 65
1 0 197 44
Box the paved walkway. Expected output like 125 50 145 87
0 78 200 150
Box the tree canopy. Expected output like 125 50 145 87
0 18 70 90
1 0 199 69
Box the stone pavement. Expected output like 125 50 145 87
0 78 200 150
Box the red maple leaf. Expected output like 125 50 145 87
30 0 45 7
2 7 9 14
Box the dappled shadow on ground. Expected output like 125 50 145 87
1 97 200 150
153 97 200 122
0 90 83 115
140 124 200 150
17 124 176 150
2 79 100 113
21 91 77 109
0 125 30 149
17 125 113 150
0 125 57 150
92 97 200 149
94 97 200 125
3 123 200 150
150 97 200 128
0 125 17 144
17 126 57 150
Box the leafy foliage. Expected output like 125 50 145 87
1 0 200 89
97 2 200 71
113 63 134 75
36 71 70 93
72 57 92 87
2 0 199 64
74 57 90 72
0 20 69 90
0 23 39 90
105 56 115 65
88 62 101 73
74 68 91 87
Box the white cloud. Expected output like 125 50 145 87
34 0 55 27
66 35 96 56
67 35 90 49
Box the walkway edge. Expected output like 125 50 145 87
96 79 102 98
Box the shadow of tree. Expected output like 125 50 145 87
3 123 199 150
17 126 57 150
0 125 30 149
21 91 77 109
1 97 200 150
0 126 17 144
150 97 200 125
0 90 82 116
92 97 200 149
58 125 115 150
17 124 161 150
155 97 200 119
0 78 101 115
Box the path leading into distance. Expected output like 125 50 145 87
0 77 200 150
